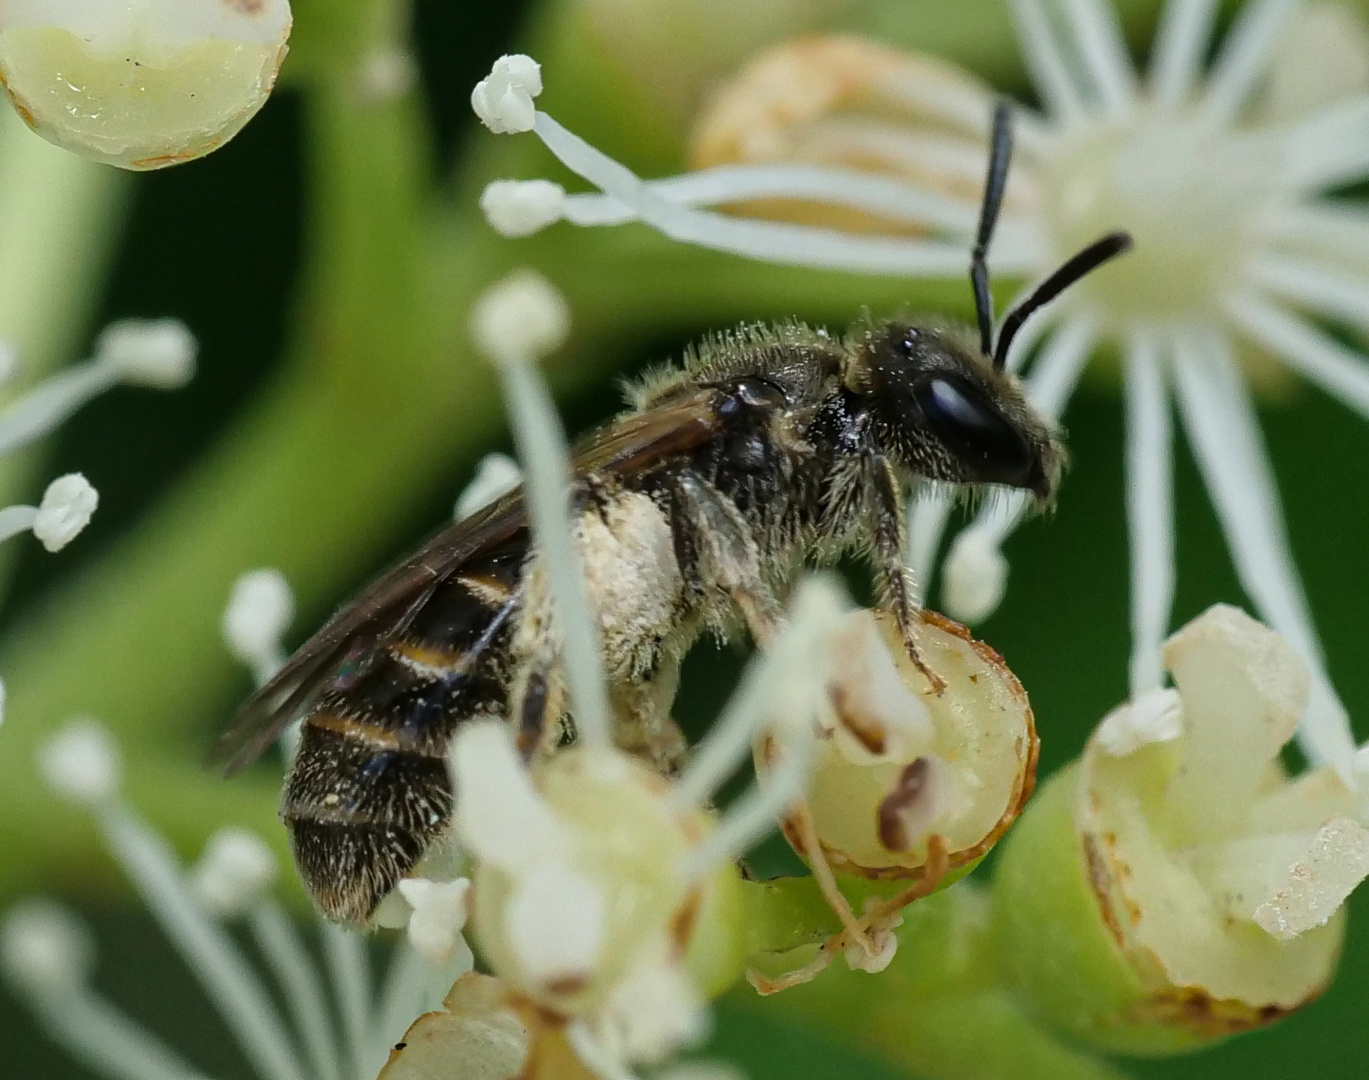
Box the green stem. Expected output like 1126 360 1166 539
745 882 1132 1080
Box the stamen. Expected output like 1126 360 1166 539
1009 0 1089 122
670 576 847 811
1059 0 1139 115
676 577 848 878
190 828 278 920
246 903 344 1080
322 923 372 1080
222 570 294 687
906 489 955 604
941 531 1009 625
0 320 195 455
1228 290 1369 418
396 878 471 967
32 472 99 552
94 319 197 388
101 806 309 1080
1148 0 1220 107
471 54 542 134
1248 253 1369 334
480 179 567 238
473 270 613 749
1281 94 1369 193
559 164 990 237
532 113 1016 277
370 942 452 1075
1200 0 1302 126
1 900 94 999
1124 330 1175 696
0 364 118 455
39 718 121 806
453 452 522 520
1171 330 1356 778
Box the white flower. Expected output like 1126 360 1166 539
1084 605 1369 959
10 720 472 1080
467 0 1369 779
450 573 844 1077
0 0 292 170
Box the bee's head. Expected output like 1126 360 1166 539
844 318 1063 502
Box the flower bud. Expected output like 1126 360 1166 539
993 605 1365 1055
0 0 291 170
774 608 1037 885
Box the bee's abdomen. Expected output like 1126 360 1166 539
283 538 525 923
284 725 451 923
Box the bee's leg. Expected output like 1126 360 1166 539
665 470 781 647
512 659 570 759
866 455 947 695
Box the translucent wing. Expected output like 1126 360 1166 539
210 387 728 775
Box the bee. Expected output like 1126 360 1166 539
212 103 1131 924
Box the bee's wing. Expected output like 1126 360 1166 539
211 387 729 776
570 387 727 474
209 493 528 776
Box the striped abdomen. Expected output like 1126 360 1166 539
283 535 526 923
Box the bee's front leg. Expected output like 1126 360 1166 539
866 456 948 696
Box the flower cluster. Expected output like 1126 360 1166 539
470 0 1369 785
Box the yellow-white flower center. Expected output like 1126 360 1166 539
1042 106 1279 328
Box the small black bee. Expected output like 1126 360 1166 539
213 103 1131 923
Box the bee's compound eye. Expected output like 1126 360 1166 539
915 376 1035 486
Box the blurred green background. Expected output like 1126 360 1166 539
3 0 1368 1077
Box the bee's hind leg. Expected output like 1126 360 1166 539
512 659 570 759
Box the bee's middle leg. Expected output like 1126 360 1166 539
663 470 781 646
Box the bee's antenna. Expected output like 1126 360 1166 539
971 101 1014 360
992 231 1134 371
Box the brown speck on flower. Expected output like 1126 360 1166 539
876 757 933 852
